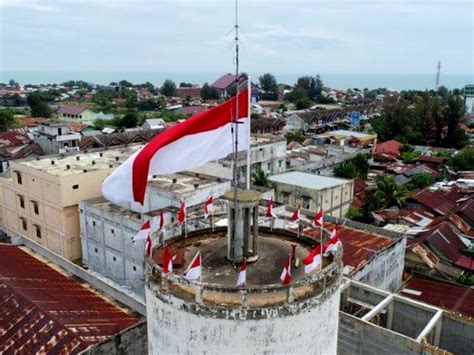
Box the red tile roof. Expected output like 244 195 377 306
0 131 31 148
21 117 49 127
303 223 395 272
180 105 207 116
375 140 402 157
212 74 238 90
409 188 459 216
353 177 368 195
417 155 443 164
400 276 474 318
68 121 88 133
176 87 202 98
58 105 88 115
0 245 138 354
454 255 474 271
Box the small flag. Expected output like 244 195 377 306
178 200 187 224
302 245 322 274
184 252 202 281
204 196 213 219
280 255 292 285
291 204 301 222
266 197 277 218
159 209 164 230
313 209 323 227
133 219 151 242
145 235 153 257
162 246 173 275
236 257 247 287
324 224 341 255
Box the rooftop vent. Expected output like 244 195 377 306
92 160 96 165
172 178 177 184
99 152 103 157
109 164 113 168
51 160 55 165
83 169 87 173
152 175 157 178
66 165 70 170
194 183 199 189
76 156 80 161
115 157 119 161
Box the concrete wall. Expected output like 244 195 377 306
146 285 340 355
439 313 474 354
338 312 424 355
391 300 435 339
81 321 147 355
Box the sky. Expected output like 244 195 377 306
1 0 473 75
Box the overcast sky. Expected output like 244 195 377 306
1 0 472 74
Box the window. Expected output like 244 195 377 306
32 201 39 215
18 195 25 209
133 266 137 271
72 184 79 190
15 171 22 185
95 248 98 253
20 218 27 231
302 196 311 209
282 192 290 205
34 225 42 239
111 228 115 235
58 128 62 135
112 256 116 262
267 163 272 172
278 160 283 168
171 217 175 223
92 221 96 227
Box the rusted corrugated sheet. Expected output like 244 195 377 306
0 245 138 354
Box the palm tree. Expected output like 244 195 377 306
252 170 271 188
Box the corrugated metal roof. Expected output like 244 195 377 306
269 171 350 190
0 245 138 354
400 276 474 318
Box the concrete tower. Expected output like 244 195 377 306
145 191 342 354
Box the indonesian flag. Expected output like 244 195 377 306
204 196 213 219
162 246 173 275
313 209 323 227
291 204 301 223
178 200 186 224
324 224 341 255
302 245 322 274
280 255 292 285
102 88 250 205
132 219 151 242
184 252 202 281
236 257 247 287
145 235 153 257
159 209 164 230
266 197 277 218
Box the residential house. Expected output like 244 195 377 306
211 74 241 98
180 105 207 117
57 105 97 124
33 120 81 154
0 131 44 173
142 118 165 130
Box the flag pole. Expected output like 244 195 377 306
246 77 251 190
319 194 323 272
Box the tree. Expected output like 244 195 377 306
296 98 312 110
120 112 139 128
285 130 305 144
450 147 474 171
443 93 465 148
374 175 409 208
179 82 193 87
119 80 133 87
160 79 177 97
258 73 278 100
252 170 272 188
346 206 364 221
0 109 17 131
408 172 435 190
334 154 369 179
26 92 52 117
8 79 19 88
201 82 220 100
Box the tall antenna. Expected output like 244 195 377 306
435 60 441 90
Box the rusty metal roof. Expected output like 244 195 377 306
0 245 138 354
303 223 395 272
400 276 474 318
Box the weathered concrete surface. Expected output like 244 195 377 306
81 321 147 355
391 300 435 339
439 314 474 355
146 285 340 355
338 312 425 355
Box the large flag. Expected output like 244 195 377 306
324 224 341 255
266 197 277 218
145 235 153 257
280 255 292 285
236 257 247 287
133 219 151 242
162 246 173 275
302 245 322 274
204 196 213 219
178 200 187 224
313 209 323 227
102 88 250 205
291 204 301 223
184 252 202 281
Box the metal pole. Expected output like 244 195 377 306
246 77 251 190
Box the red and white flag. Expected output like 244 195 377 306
162 246 173 275
266 197 277 218
313 209 323 227
159 209 164 230
204 196 213 219
145 235 153 257
291 204 301 223
178 200 187 224
133 219 151 242
236 257 247 287
102 88 250 205
302 245 322 274
324 224 341 255
184 252 202 281
280 255 292 285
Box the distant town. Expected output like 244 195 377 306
0 73 473 353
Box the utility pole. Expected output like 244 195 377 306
435 60 441 90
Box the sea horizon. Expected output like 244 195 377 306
1 70 472 91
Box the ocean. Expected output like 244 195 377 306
1 71 472 91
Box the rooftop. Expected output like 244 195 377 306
58 105 89 116
269 171 351 190
0 244 138 353
18 145 141 177
318 130 376 140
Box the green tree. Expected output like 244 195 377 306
201 82 220 100
251 170 272 188
285 130 305 144
120 112 139 128
346 206 364 221
408 172 435 190
119 80 133 87
334 154 369 179
0 109 17 131
443 93 465 148
374 175 409 208
179 82 193 87
160 79 177 97
296 97 312 110
26 92 52 117
258 73 278 100
450 147 474 171
401 150 420 163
